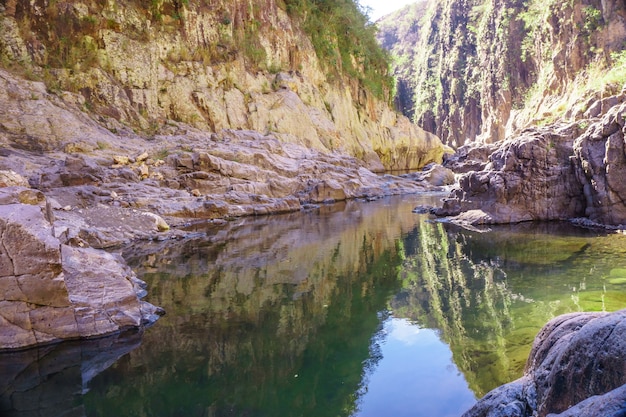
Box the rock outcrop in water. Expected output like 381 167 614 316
573 100 626 225
463 309 626 417
0 187 161 350
437 92 626 227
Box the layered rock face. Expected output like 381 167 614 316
0 187 161 350
463 309 626 417
0 0 447 171
0 66 447 248
437 124 586 224
437 92 626 226
379 0 626 147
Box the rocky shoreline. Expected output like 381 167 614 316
0 66 456 350
434 89 626 231
1 0 625 414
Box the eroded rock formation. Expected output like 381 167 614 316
437 123 586 224
0 187 161 350
437 92 626 226
463 309 626 417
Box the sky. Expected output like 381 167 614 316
358 0 417 21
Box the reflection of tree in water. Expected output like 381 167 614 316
83 202 411 417
392 221 626 397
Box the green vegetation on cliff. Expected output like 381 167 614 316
1 0 392 102
378 0 626 146
282 0 394 100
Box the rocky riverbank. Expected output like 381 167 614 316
463 309 626 417
0 65 452 350
435 89 626 229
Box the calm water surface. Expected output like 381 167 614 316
2 194 626 417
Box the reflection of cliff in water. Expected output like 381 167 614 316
393 221 626 397
84 198 436 417
0 331 142 417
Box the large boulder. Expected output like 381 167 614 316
436 93 626 227
462 309 626 417
0 187 161 350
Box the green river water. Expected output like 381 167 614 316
1 194 626 417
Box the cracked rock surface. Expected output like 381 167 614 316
462 309 626 417
0 187 160 350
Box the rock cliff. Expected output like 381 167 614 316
0 0 447 171
379 0 626 147
379 0 626 226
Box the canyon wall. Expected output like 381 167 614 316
0 0 447 171
379 0 626 147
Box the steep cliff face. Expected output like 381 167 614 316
0 0 446 171
379 0 626 147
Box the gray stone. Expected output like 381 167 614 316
0 189 160 350
462 309 626 417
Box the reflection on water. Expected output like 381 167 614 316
355 317 476 417
1 195 625 416
0 331 142 417
394 220 626 397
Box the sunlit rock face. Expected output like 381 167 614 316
378 0 626 147
0 1 447 172
0 187 160 350
462 309 626 417
436 123 586 224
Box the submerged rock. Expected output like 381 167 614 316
462 309 626 417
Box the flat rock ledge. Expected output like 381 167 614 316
0 187 162 351
462 309 626 417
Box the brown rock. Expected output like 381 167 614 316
0 191 161 350
0 170 29 187
437 124 586 224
